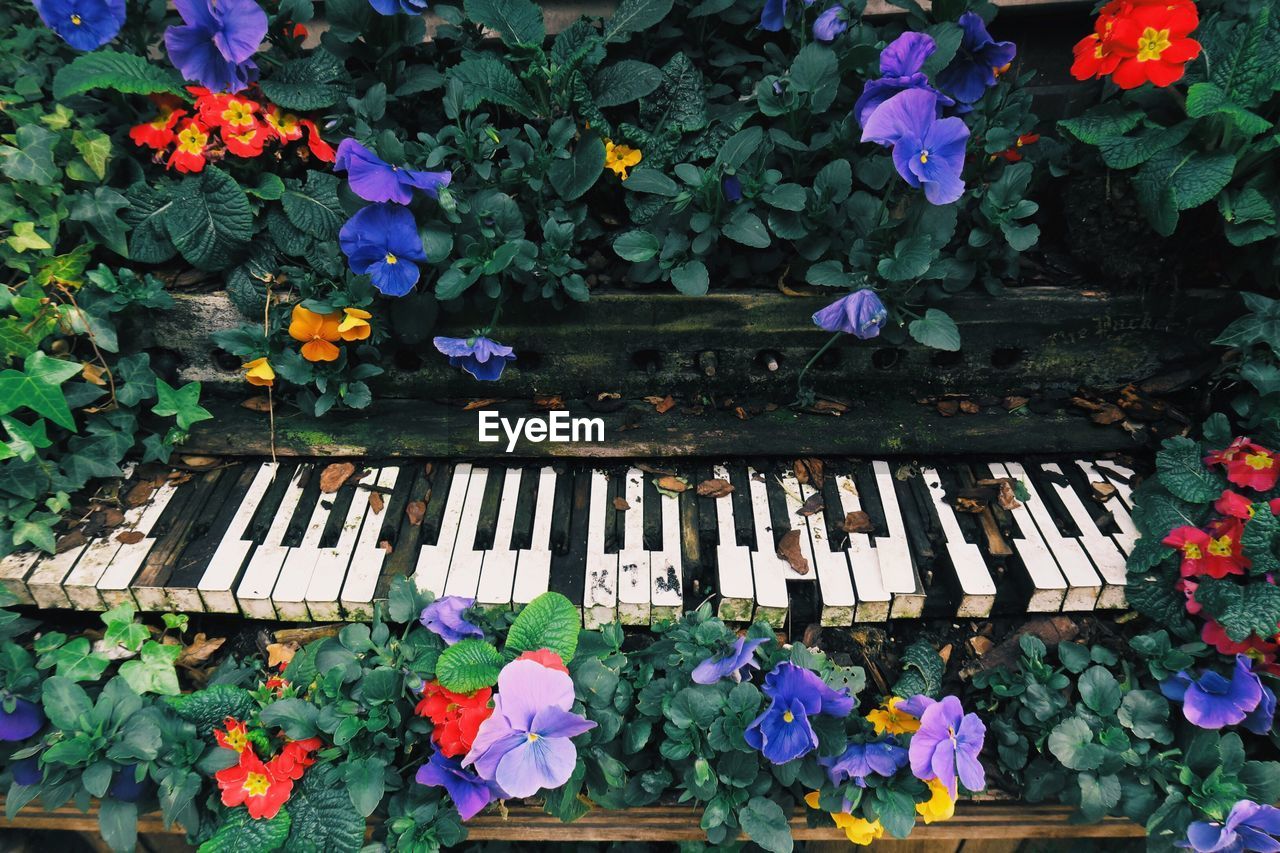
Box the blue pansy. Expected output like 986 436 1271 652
813 6 848 42
1161 654 1275 733
744 662 853 765
334 138 452 205
812 289 888 339
433 336 517 382
164 0 267 93
416 750 504 820
936 11 1016 105
722 175 743 203
692 636 767 685
10 756 42 786
33 0 125 50
368 0 427 14
760 0 816 31
0 696 44 742
1181 800 1280 853
338 203 430 296
862 88 970 205
853 32 954 127
822 738 909 786
419 596 485 645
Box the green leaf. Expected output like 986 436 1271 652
1242 508 1280 574
1194 579 1280 641
740 796 792 853
788 43 838 113
1220 189 1277 246
640 53 707 133
621 168 679 196
592 60 662 107
1048 716 1105 771
762 184 806 211
1156 436 1223 503
1078 666 1122 716
0 126 59 185
260 50 350 110
152 379 211 432
549 136 605 201
448 58 538 118
40 636 111 681
1078 772 1121 822
613 230 660 262
506 591 580 661
99 797 138 853
604 0 674 43
465 0 545 46
1118 690 1172 743
909 309 961 352
197 805 290 853
436 638 503 692
716 126 764 170
722 210 770 248
3 416 51 461
1095 122 1192 170
342 757 385 818
248 173 286 201
69 187 130 256
41 676 92 731
0 351 82 430
53 50 186 99
121 182 179 264
892 637 945 697
164 168 254 271
118 640 182 695
1134 145 1237 235
282 171 344 239
259 697 320 739
165 685 256 735
71 129 112 181
1058 104 1144 144
1185 83 1272 136
877 236 935 281
283 767 365 851
670 260 709 295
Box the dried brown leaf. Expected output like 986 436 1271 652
81 362 108 386
1003 396 1029 411
937 400 960 417
777 529 810 575
123 481 156 508
379 540 394 554
959 400 980 414
613 497 631 511
1091 481 1117 502
241 396 273 412
796 493 824 517
320 462 356 494
406 500 426 526
841 511 875 534
178 633 226 667
794 458 824 489
650 395 676 414
463 399 499 411
180 455 219 469
266 641 299 668
534 396 565 411
368 491 385 514
115 530 146 545
696 479 734 498
655 475 689 494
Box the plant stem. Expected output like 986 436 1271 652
794 330 844 402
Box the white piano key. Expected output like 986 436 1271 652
795 480 855 626
1094 460 1137 509
1042 462 1128 609
711 464 754 622
512 466 556 607
777 471 818 582
96 477 185 609
987 462 1068 612
583 469 617 629
871 461 925 618
271 474 340 621
340 467 400 619
443 466 490 599
199 463 279 613
1075 460 1139 554
832 474 890 622
1005 461 1100 611
617 467 651 625
236 465 309 619
0 551 39 605
476 467 523 609
306 469 378 621
745 466 789 628
66 478 180 610
650 485 684 623
415 463 473 597
921 467 997 617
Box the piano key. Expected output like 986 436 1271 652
1004 461 1101 611
827 472 891 622
794 477 855 626
677 471 703 603
415 463 474 596
512 466 556 607
985 462 1068 612
956 464 1014 559
866 461 925 618
548 467 588 610
617 467 651 625
920 467 997 617
1041 462 1128 608
271 469 345 620
237 465 311 619
711 463 755 622
1094 460 1137 508
373 463 431 604
158 463 256 612
199 462 281 612
650 483 684 623
777 470 818 581
306 468 378 621
339 467 401 619
442 466 491 599
0 551 39 605
64 475 183 610
583 468 618 628
744 466 789 627
475 467 523 609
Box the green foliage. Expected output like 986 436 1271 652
506 591 580 661
435 637 503 692
52 51 185 100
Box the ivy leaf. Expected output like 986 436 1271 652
909 309 961 351
69 187 130 257
0 125 60 185
2 416 51 461
436 638 503 692
197 805 290 853
114 353 157 408
118 640 182 695
506 591 580 661
39 636 111 682
281 171 344 239
163 167 254 271
0 351 82 430
102 602 149 651
739 796 792 853
1193 579 1280 641
53 50 186 99
1156 436 1224 503
152 379 212 431
72 129 112 181
12 519 55 554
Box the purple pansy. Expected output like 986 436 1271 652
164 0 267 94
338 203 429 296
419 596 485 645
812 289 888 339
463 659 596 798
334 139 452 205
0 697 44 742
936 11 1016 105
433 336 516 382
813 5 848 42
692 636 767 685
862 88 970 205
416 750 504 820
853 32 954 127
822 738 909 787
909 695 985 800
722 175 743 203
760 0 815 31
108 765 150 802
368 0 428 14
1181 800 1280 853
9 756 42 786
1161 654 1274 732
33 0 125 50
744 663 854 765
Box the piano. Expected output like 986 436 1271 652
0 455 1142 627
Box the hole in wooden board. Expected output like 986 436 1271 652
631 349 662 374
991 347 1024 369
210 348 240 372
871 347 904 370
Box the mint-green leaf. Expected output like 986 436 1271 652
1048 716 1105 771
740 796 792 853
506 591 580 661
613 230 659 262
722 210 770 248
0 351 82 430
670 260 709 295
909 309 961 351
53 50 186 99
436 638 503 692
152 379 211 431
0 126 59 185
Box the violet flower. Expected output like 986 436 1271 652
164 0 267 94
812 289 888 339
853 32 954 127
9 756 42 786
813 6 848 42
433 336 516 382
722 175 743 203
936 12 1016 105
908 695 985 800
462 659 597 798
692 636 767 685
334 139 452 205
861 88 970 205
416 750 503 820
760 0 815 31
744 663 854 765
108 765 150 802
1181 800 1280 853
33 0 125 50
368 0 428 14
1161 654 1275 733
822 738 909 786
0 696 44 742
338 203 430 296
419 596 484 645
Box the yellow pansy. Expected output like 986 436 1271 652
243 357 275 387
337 307 372 341
915 777 955 824
604 139 642 180
804 792 885 846
866 696 920 735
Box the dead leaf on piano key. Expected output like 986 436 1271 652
379 540 394 554
56 530 87 553
959 400 980 414
368 490 385 514
654 475 689 496
841 511 874 534
463 399 499 411
954 492 988 514
612 497 631 511
534 396 565 411
241 396 273 412
794 458 824 488
177 633 226 667
320 462 356 493
643 395 676 414
266 641 299 668
796 493 824 517
406 500 426 526
115 530 146 545
696 479 734 498
936 399 960 417
977 478 1021 511
777 529 810 575
1091 481 1117 502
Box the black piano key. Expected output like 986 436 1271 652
317 470 363 549
471 464 507 551
417 462 452 547
165 462 255 589
548 462 574 555
1059 459 1122 536
677 470 702 610
130 468 226 603
603 465 622 555
1026 461 1084 539
374 464 429 600
726 464 756 550
246 461 300 544
548 467 588 607
509 465 541 550
280 465 323 547
848 461 888 538
642 469 663 553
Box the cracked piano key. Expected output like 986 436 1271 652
306 468 378 621
617 466 651 625
920 467 997 617
711 463 754 622
1041 461 1128 608
340 467 402 620
158 463 255 612
795 476 855 626
584 468 618 629
826 469 890 622
441 466 492 599
198 462 282 613
743 465 789 627
650 474 684 623
860 461 925 618
984 462 1068 612
548 467 588 615
271 467 343 621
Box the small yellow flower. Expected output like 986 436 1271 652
915 777 955 824
243 357 275 387
604 139 642 180
804 792 884 846
866 696 920 735
337 307 372 341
